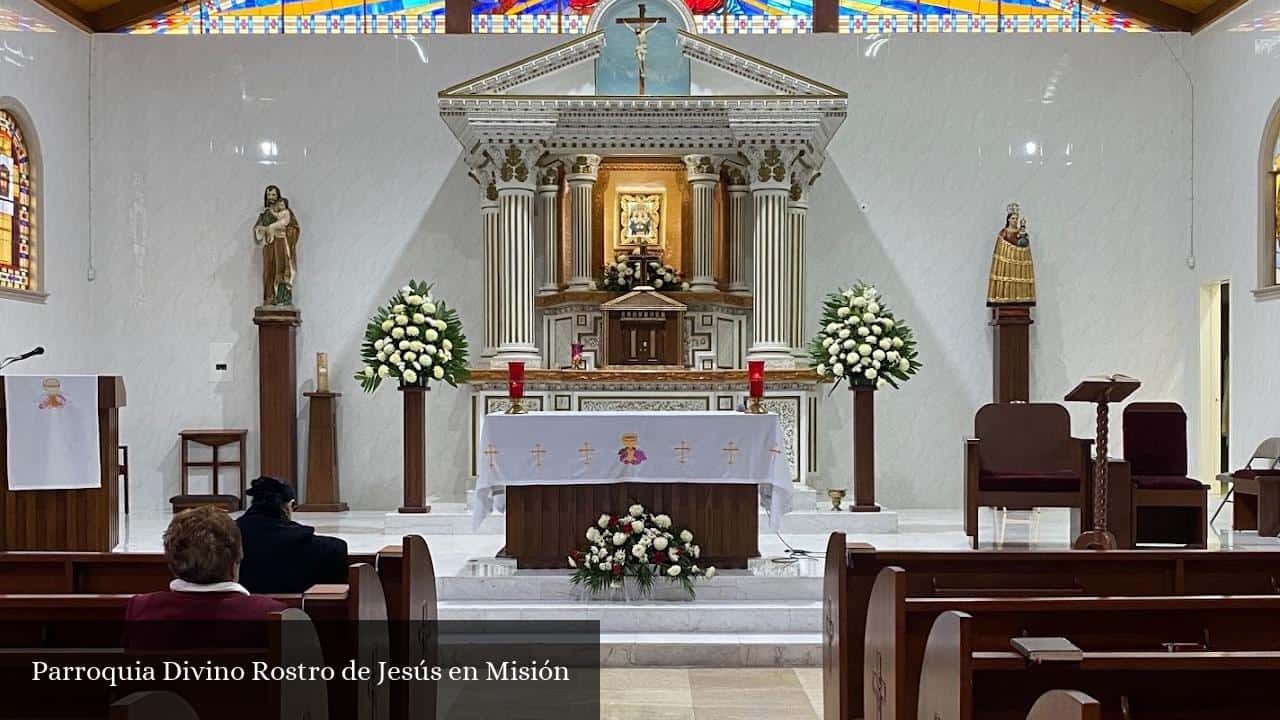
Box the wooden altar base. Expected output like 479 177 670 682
504 483 759 569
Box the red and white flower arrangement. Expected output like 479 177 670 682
600 255 690 293
569 504 715 598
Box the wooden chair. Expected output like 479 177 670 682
965 403 1092 548
1214 437 1280 528
1122 402 1208 547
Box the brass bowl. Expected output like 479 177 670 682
827 489 846 512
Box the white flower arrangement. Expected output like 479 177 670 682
600 255 691 293
810 283 921 390
569 504 714 598
354 279 469 392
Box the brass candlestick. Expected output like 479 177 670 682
745 397 767 414
316 352 330 393
828 489 846 511
505 399 528 415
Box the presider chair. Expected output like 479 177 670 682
965 403 1093 549
1121 402 1208 547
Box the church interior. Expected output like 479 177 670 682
3 0 1280 715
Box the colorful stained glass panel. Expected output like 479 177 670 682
0 110 33 293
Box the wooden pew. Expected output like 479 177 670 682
866 566 1280 720
0 608 328 720
375 534 438 720
822 532 1280 720
918 610 1280 720
1024 690 1100 720
304 563 391 720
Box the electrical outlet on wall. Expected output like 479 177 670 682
209 343 233 383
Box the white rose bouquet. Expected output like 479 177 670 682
809 282 921 390
569 504 715 598
600 255 691 293
354 279 470 392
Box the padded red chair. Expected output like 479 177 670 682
1121 402 1208 547
965 403 1093 548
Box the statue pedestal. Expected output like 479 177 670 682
254 306 301 489
296 391 347 512
990 304 1032 403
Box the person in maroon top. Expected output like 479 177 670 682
125 506 286 650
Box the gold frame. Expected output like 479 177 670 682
618 192 663 250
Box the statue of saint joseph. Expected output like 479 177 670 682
253 185 300 306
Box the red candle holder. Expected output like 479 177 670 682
506 361 527 415
746 360 767 414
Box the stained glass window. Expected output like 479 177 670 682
125 0 446 34
0 110 35 294
838 0 1149 33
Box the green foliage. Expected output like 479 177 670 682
353 279 470 393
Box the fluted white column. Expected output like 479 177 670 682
744 145 798 367
727 166 751 294
480 179 500 359
493 144 543 367
565 154 601 291
683 155 720 292
536 165 561 295
788 179 810 359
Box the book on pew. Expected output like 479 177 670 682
1011 637 1083 663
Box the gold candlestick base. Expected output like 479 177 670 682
505 398 528 415
745 397 767 414
827 489 846 511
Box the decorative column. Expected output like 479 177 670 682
479 174 500 359
493 143 543 367
726 166 751 294
536 164 561 295
565 154 601 291
744 144 799 367
683 154 720 292
253 306 300 488
788 171 811 359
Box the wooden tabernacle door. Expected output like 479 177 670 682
601 289 686 367
505 483 758 569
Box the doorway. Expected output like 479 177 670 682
1197 281 1230 485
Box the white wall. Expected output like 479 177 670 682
90 33 1197 510
0 0 91 374
1191 2 1280 473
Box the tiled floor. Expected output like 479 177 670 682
600 668 822 720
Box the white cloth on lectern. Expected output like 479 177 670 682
4 375 101 490
474 411 793 531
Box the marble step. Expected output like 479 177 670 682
600 632 822 667
438 573 823 602
438 600 822 633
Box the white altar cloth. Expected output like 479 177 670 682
474 411 793 531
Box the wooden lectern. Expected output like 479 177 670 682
0 376 125 551
1064 374 1141 550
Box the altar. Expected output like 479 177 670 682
439 0 847 503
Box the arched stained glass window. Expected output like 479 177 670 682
0 110 36 297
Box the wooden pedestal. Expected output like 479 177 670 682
504 483 758 569
990 304 1032 403
851 386 879 512
254 307 300 489
0 376 125 551
399 386 430 514
297 392 347 512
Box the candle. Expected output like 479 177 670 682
508 361 525 400
748 360 765 399
571 343 584 368
316 352 330 393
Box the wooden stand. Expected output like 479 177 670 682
172 429 248 512
850 386 879 512
253 306 300 489
399 386 430 514
1065 376 1141 549
990 304 1032 403
296 392 347 512
0 376 125 551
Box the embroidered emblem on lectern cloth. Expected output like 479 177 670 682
37 378 67 410
618 433 647 465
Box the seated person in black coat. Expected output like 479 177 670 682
236 476 349 593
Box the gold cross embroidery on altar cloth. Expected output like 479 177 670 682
483 443 499 470
721 441 740 465
579 442 595 466
530 443 547 468
674 440 692 465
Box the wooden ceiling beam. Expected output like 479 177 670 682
87 0 185 31
31 0 94 32
1192 0 1250 32
1095 0 1194 30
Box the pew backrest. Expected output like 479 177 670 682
109 691 199 720
865 566 908 720
916 611 972 720
1025 690 1101 720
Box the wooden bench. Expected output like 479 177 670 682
821 532 1280 720
919 610 1280 719
0 608 328 720
865 565 1280 720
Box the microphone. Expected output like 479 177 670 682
0 346 44 371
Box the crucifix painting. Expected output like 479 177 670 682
616 3 667 95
